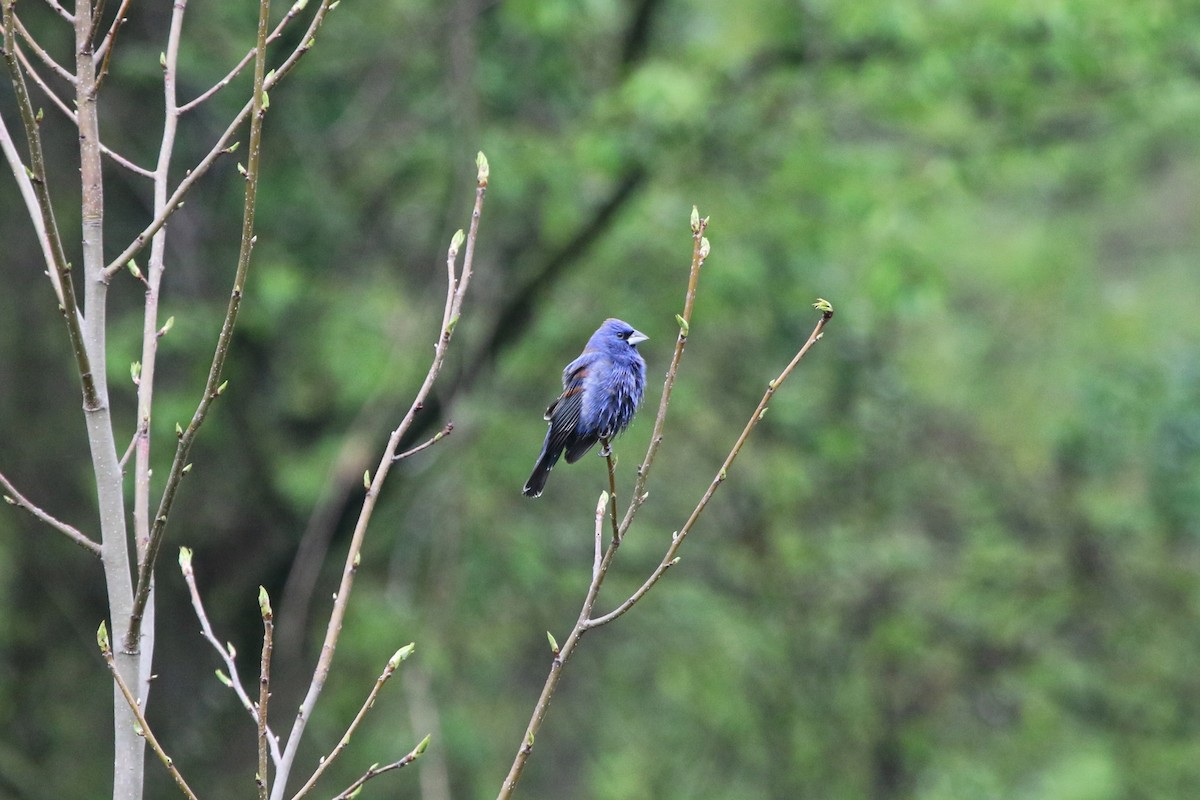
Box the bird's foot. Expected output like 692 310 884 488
599 439 612 457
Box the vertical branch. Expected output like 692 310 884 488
269 153 489 800
63 0 145 791
124 0 273 654
129 0 188 705
258 588 275 800
618 211 709 535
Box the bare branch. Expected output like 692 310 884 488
618 210 709 537
105 0 338 278
257 588 275 800
40 0 73 22
94 0 133 88
288 644 414 800
392 422 454 461
179 548 284 766
98 623 200 800
12 42 152 177
0 469 101 556
0 111 65 305
178 0 309 115
270 154 489 800
125 0 276 653
15 14 75 83
329 735 431 800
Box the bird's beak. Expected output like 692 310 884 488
628 329 648 346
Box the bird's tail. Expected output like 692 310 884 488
523 449 561 498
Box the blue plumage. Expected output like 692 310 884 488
523 318 648 498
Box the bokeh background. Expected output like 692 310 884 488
3 0 1200 798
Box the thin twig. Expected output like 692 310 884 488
288 644 415 800
592 490 605 582
258 588 274 800
0 113 63 304
12 43 154 177
392 422 454 461
329 735 431 800
269 153 489 800
0 469 101 556
125 0 276 653
104 0 337 278
39 0 74 22
15 14 75 82
97 624 200 800
178 0 309 114
180 549 283 766
604 446 619 542
94 0 133 88
618 210 709 538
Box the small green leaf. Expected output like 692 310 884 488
175 422 183 437
217 380 228 395
812 297 834 314
415 733 431 756
260 90 269 110
159 316 174 336
181 463 192 475
215 669 233 687
131 361 141 383
450 229 465 253
159 52 166 67
179 547 193 571
699 236 711 260
675 314 689 337
97 621 110 652
237 162 247 176
546 631 559 653
363 470 372 489
35 107 44 123
690 205 700 232
258 586 272 619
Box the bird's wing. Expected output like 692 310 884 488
542 365 587 455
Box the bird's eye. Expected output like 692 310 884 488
618 331 630 340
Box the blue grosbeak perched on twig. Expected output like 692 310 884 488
523 318 648 497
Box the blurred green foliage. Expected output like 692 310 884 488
3 0 1200 798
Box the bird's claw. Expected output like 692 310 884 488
599 440 612 457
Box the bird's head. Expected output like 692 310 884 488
598 318 648 350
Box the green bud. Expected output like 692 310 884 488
179 546 193 570
699 236 711 260
476 151 489 185
216 669 233 687
181 463 192 475
389 643 416 669
690 205 700 233
131 361 141 383
812 297 834 314
363 470 372 489
675 314 689 336
258 586 272 619
97 621 110 652
450 229 465 253
546 630 559 653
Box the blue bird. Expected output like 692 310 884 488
523 318 648 498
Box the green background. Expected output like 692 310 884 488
3 0 1200 797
